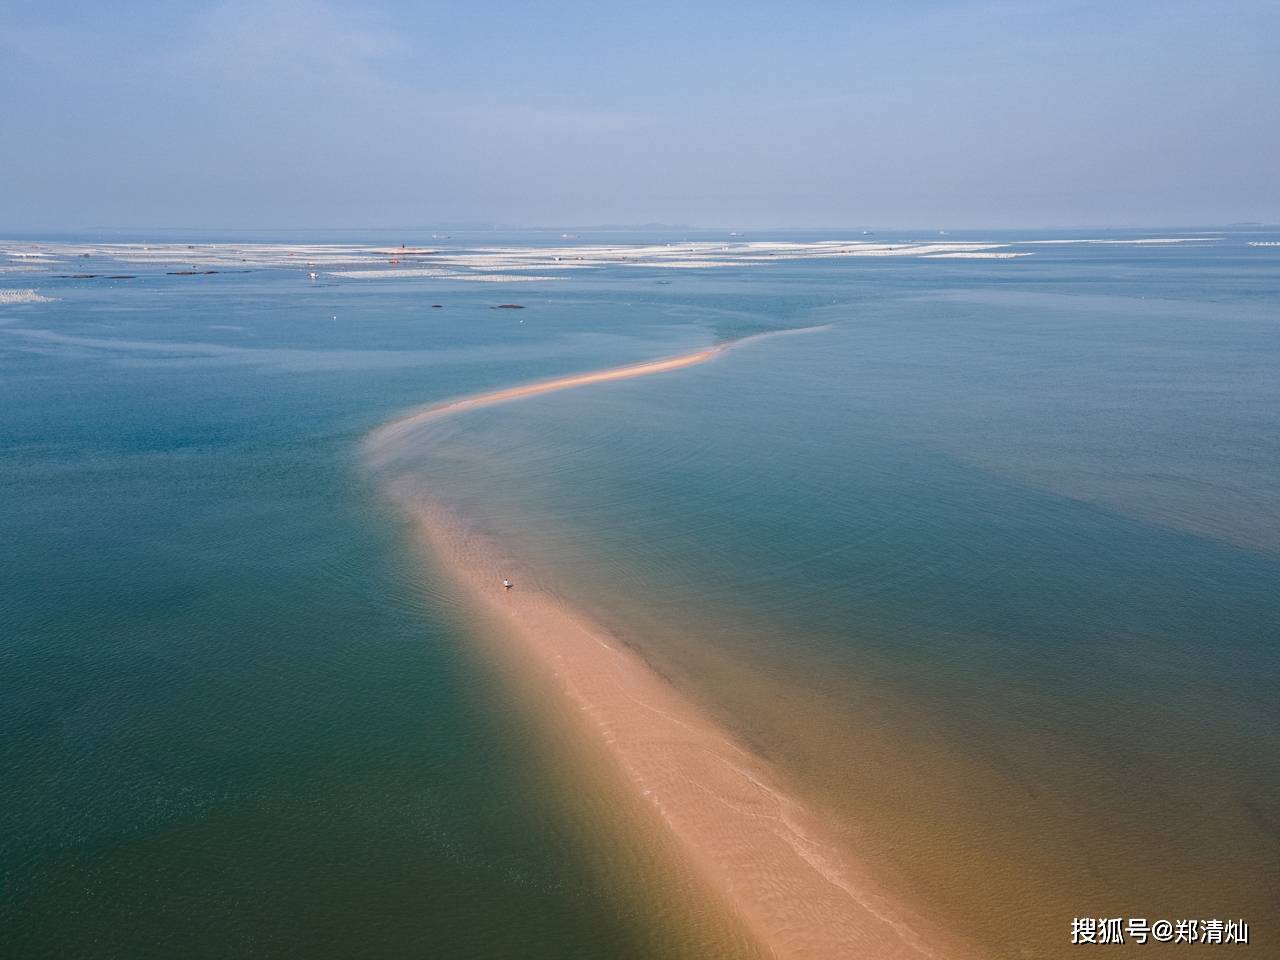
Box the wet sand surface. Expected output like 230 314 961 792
369 340 976 959
367 347 726 460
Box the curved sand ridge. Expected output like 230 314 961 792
366 344 727 463
367 329 976 960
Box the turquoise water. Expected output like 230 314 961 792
3 232 1278 957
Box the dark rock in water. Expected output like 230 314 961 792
493 303 525 309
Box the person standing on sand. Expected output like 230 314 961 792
503 579 513 590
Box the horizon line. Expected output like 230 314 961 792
1 222 1273 237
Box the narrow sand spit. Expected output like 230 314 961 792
367 332 976 960
366 346 727 463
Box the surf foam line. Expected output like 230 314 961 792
364 324 976 960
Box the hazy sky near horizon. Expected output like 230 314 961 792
2 0 1277 230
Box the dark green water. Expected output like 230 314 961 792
3 232 1278 957
0 258 747 958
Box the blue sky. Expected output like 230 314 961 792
1 0 1276 229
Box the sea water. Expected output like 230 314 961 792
3 231 1276 958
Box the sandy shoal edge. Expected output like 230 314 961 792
368 330 979 960
365 345 725 464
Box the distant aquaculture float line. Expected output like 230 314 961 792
0 288 54 304
0 236 1233 286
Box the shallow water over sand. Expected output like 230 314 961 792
4 230 1278 957
368 238 1280 957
